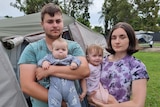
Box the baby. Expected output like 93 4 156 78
38 38 86 107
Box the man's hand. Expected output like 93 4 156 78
36 67 49 80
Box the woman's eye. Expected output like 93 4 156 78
120 35 127 39
111 36 116 40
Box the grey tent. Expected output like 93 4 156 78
0 12 107 107
0 42 28 107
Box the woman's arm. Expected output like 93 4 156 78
36 56 90 80
90 79 147 107
20 64 48 102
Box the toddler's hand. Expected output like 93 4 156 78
79 92 86 102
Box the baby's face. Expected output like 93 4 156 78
52 43 68 59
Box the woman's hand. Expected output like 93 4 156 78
107 94 118 104
88 94 105 107
88 91 118 107
87 91 100 106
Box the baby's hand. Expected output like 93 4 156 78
42 61 50 70
79 92 87 102
70 62 78 70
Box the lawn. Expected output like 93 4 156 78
139 42 160 47
133 51 160 107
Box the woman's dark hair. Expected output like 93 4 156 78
106 22 139 55
41 3 62 21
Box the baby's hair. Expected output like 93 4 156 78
52 37 68 48
86 44 103 56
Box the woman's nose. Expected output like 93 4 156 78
115 38 120 43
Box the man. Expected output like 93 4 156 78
18 3 90 107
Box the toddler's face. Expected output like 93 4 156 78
87 51 103 66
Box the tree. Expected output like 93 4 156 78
62 0 93 27
101 0 160 36
92 26 104 35
134 0 159 31
100 0 134 36
10 0 93 27
10 0 60 14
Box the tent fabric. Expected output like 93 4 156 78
0 12 74 37
69 22 108 55
0 12 107 107
0 42 28 107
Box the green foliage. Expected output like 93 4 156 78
156 16 160 26
10 0 58 14
63 0 92 27
135 0 159 31
154 42 160 47
101 0 136 30
102 0 160 34
77 17 91 28
92 26 104 34
10 0 92 27
134 52 160 107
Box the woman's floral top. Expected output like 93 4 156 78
100 55 149 103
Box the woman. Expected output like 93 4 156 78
89 22 149 107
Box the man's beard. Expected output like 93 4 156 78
46 33 61 40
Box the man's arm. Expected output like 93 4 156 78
20 64 48 102
36 56 90 80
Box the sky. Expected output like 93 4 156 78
0 0 104 27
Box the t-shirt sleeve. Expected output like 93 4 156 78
18 43 37 65
72 56 81 66
67 40 85 56
131 58 149 81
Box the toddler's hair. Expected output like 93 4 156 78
86 44 103 56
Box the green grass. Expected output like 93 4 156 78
133 52 160 107
139 42 160 47
153 42 160 47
